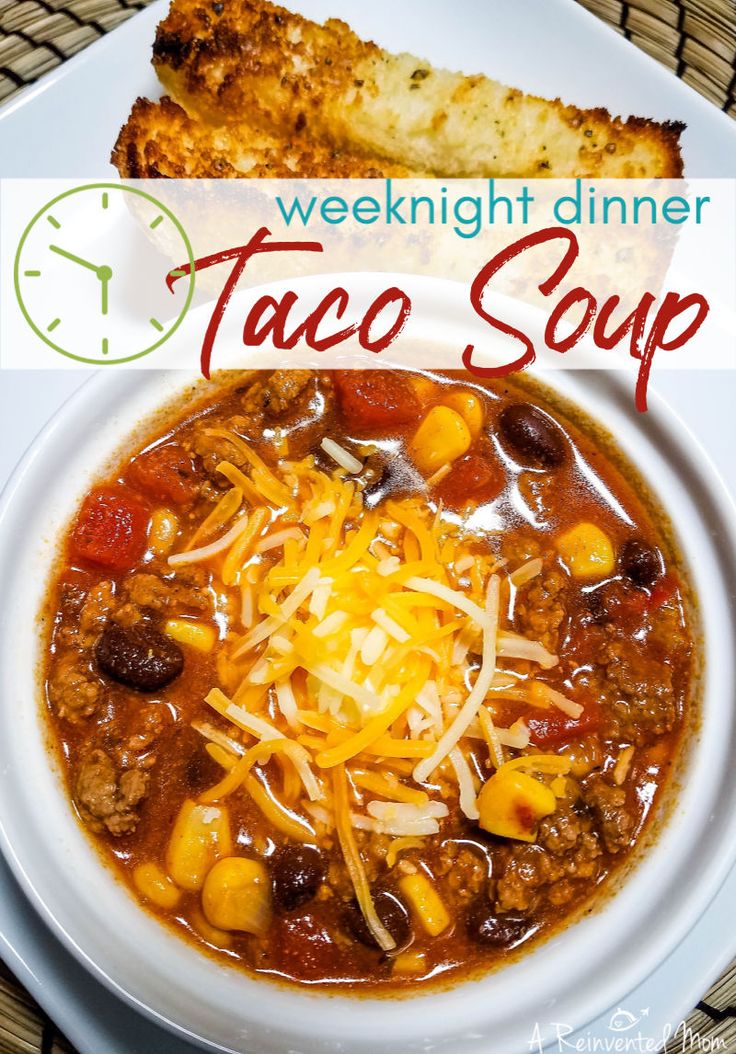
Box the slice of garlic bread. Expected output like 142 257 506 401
113 96 416 178
152 0 684 178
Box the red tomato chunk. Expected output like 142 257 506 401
436 452 504 510
526 702 602 747
128 444 199 506
71 486 150 571
334 371 420 431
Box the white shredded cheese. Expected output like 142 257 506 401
320 438 363 474
191 721 245 756
168 513 250 567
232 566 322 657
255 527 305 553
308 578 333 620
371 608 410 643
425 463 451 487
416 681 443 735
270 634 293 656
240 584 254 629
303 801 334 828
449 747 480 820
275 679 300 730
305 662 379 714
496 718 531 750
223 701 283 741
377 556 401 577
453 555 475 575
534 682 584 719
497 632 559 669
510 557 543 587
404 576 491 630
366 801 449 821
360 625 389 666
413 575 500 784
313 610 349 639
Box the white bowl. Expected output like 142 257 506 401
1 296 735 1054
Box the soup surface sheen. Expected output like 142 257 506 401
43 369 694 990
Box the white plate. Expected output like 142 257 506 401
0 0 735 177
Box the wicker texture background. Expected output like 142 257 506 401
0 0 734 1050
578 0 736 115
0 0 735 110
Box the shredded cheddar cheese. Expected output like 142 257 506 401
169 428 585 946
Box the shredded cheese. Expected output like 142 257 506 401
255 527 305 553
449 747 479 820
168 513 251 567
413 576 499 784
320 437 363 474
530 681 584 719
184 432 592 860
404 576 491 630
497 632 559 669
613 745 635 785
510 557 544 587
332 765 396 951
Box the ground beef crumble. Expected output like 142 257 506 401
74 748 149 836
582 776 636 854
47 657 103 721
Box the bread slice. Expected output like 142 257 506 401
152 0 684 178
112 96 417 178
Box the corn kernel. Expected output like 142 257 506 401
165 618 217 652
166 800 232 891
133 862 181 910
556 523 615 580
201 857 272 935
410 375 437 402
442 390 484 439
398 872 450 936
148 509 179 556
477 769 556 843
409 406 472 477
393 949 427 975
190 907 233 948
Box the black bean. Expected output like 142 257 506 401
272 845 325 911
620 538 661 589
498 404 566 468
466 903 533 949
344 889 411 949
95 623 183 692
362 456 425 509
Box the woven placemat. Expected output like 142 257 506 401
1 0 735 111
0 0 735 1050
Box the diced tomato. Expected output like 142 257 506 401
526 701 602 747
334 371 421 432
647 574 678 611
127 443 199 506
436 452 504 510
70 486 150 571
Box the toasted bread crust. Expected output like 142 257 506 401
151 0 683 178
112 96 416 178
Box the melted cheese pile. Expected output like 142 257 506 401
169 432 572 950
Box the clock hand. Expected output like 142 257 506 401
97 265 113 317
50 246 113 314
49 244 100 274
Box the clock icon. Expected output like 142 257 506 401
13 182 196 364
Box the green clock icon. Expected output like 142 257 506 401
14 182 196 364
